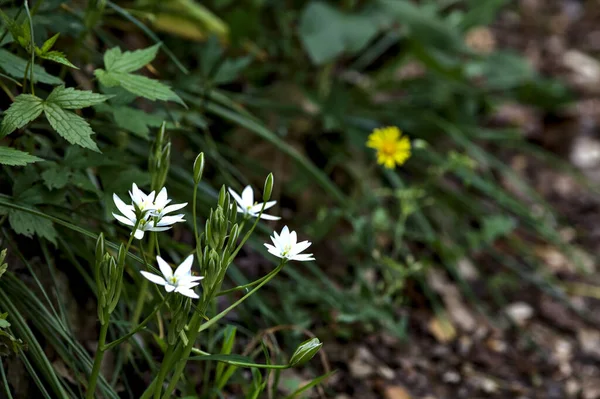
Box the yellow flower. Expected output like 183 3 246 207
366 126 411 169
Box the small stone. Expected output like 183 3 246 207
505 302 534 326
443 371 461 384
384 385 412 399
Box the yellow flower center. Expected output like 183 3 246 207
169 276 178 285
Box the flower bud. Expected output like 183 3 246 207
95 233 105 266
218 185 226 208
193 152 205 184
289 338 322 366
263 173 274 202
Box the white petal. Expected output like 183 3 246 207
165 284 176 292
155 187 168 207
266 246 283 258
113 194 136 219
131 183 143 204
177 280 200 289
174 255 194 278
228 188 245 207
291 240 311 256
264 243 277 252
133 229 145 240
113 213 135 227
163 202 187 214
176 288 199 299
157 215 185 226
249 201 277 213
289 231 297 246
140 271 167 286
147 226 172 232
291 254 315 262
241 186 254 206
156 256 173 279
258 213 281 221
280 226 290 242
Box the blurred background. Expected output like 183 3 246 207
2 0 600 398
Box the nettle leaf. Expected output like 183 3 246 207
40 33 60 53
43 102 100 152
0 147 43 166
111 106 160 138
0 94 44 136
0 49 63 84
8 209 57 245
41 165 71 190
40 51 78 69
46 85 112 109
104 44 160 73
94 44 184 105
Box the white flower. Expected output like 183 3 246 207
228 186 280 220
112 183 187 240
140 255 203 299
129 183 157 215
151 187 187 219
265 226 314 262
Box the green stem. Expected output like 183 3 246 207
103 299 165 351
216 270 272 296
23 0 35 95
189 348 290 369
85 322 109 399
159 261 285 398
152 344 175 399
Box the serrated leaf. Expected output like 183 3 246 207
0 49 62 84
111 106 166 138
0 147 43 166
41 165 71 190
0 248 7 279
43 103 99 152
46 85 111 109
104 44 160 73
8 209 57 244
40 51 79 69
40 33 60 53
0 94 44 136
106 72 184 104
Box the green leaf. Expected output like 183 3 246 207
104 44 160 73
43 103 99 152
41 165 71 190
0 319 9 328
8 209 57 244
46 85 111 109
377 0 463 51
0 147 43 166
0 94 44 136
40 51 79 69
0 49 63 84
0 249 7 279
111 107 152 138
96 71 184 105
298 2 387 65
40 33 60 53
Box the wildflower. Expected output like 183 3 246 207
228 186 280 220
151 187 187 219
112 183 186 240
140 255 203 299
129 183 157 216
366 126 411 169
265 226 314 262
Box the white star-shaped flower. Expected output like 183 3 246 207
140 255 203 299
265 226 314 262
228 186 280 220
112 183 187 240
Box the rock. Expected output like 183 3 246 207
578 328 600 359
505 302 534 326
384 385 413 399
563 50 600 91
349 346 376 378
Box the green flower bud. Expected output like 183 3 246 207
289 338 322 366
263 173 274 202
193 152 205 184
95 233 105 266
218 185 226 208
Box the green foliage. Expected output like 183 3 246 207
0 147 43 166
95 44 184 105
1 86 111 150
